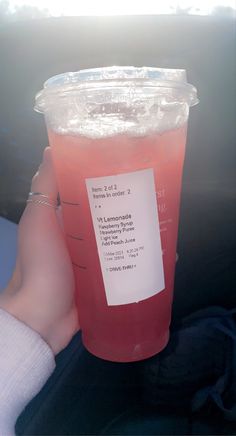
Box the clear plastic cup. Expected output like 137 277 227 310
35 66 198 362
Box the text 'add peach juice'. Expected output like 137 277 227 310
35 67 198 362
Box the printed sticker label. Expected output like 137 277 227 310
86 169 165 305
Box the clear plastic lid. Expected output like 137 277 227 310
34 66 199 113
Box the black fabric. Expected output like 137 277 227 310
16 307 236 435
16 332 142 435
142 307 236 419
100 408 235 435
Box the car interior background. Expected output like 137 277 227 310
0 3 236 435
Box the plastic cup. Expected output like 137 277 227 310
35 66 198 362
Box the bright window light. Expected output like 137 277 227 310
7 0 236 16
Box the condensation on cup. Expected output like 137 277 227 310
35 67 199 362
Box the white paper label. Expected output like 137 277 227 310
86 169 165 306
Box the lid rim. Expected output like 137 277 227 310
35 78 198 112
43 66 188 89
35 67 199 113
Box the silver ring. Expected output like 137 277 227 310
29 191 54 200
27 199 57 209
28 191 57 207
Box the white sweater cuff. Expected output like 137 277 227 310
0 308 56 435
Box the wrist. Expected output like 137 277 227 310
0 292 51 350
0 293 18 318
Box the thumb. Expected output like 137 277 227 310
30 147 58 201
2 148 57 296
18 147 63 282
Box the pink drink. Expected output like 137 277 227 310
35 66 198 362
48 124 187 361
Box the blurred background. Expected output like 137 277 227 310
0 1 235 316
0 0 235 222
0 0 235 219
0 6 235 433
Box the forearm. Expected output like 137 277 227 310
0 308 55 435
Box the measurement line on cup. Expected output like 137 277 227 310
62 200 80 206
72 262 87 270
67 234 84 241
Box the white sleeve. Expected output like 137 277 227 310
0 308 56 436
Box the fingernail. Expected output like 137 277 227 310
43 147 51 164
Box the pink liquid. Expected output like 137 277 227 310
49 125 187 362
